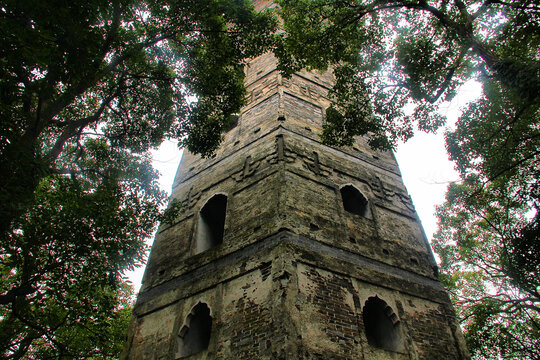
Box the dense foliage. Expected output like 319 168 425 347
276 0 539 358
433 181 540 359
0 0 275 357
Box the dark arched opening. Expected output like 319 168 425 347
196 194 227 254
176 303 213 358
362 297 402 352
340 185 368 217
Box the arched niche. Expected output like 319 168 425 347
225 113 239 132
195 194 227 254
176 302 213 358
362 296 403 352
340 184 369 217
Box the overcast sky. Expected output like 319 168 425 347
125 81 482 293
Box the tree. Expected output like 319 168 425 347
433 182 540 359
0 0 276 357
276 0 539 148
0 143 159 358
274 0 539 357
0 0 276 235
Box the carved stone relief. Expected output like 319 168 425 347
370 176 415 212
182 186 202 211
233 155 262 182
305 151 321 175
281 75 329 103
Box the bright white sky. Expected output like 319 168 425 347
125 81 482 293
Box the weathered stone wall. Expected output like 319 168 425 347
123 45 469 359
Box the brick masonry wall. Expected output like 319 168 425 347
123 45 469 359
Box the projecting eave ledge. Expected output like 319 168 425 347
280 126 402 177
134 230 448 317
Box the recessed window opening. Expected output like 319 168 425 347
362 297 402 352
225 114 239 132
196 194 227 254
340 185 369 217
176 303 213 358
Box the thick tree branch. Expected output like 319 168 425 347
35 30 177 148
43 84 124 163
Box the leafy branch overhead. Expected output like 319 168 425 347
278 0 539 148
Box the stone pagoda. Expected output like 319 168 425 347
123 1 469 358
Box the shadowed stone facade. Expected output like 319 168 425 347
122 2 469 358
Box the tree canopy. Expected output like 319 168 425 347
433 181 540 359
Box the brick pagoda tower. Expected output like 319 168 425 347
123 2 469 359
